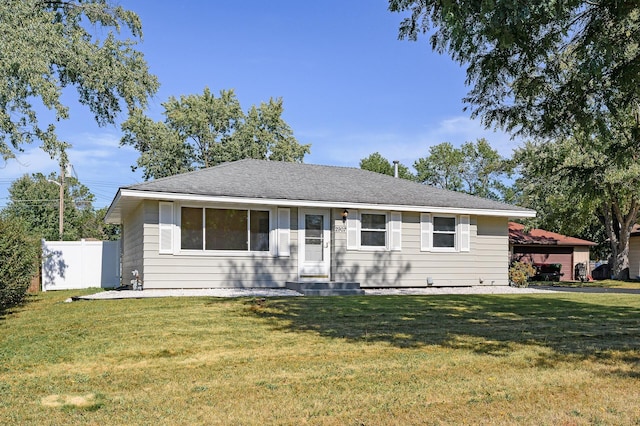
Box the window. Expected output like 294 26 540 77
346 210 401 251
206 209 248 250
180 207 270 252
433 216 456 249
421 214 470 252
360 213 387 247
250 210 270 251
181 207 203 250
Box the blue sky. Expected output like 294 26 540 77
0 0 520 208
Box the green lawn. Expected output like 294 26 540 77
1 290 640 425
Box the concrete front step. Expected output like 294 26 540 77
297 288 365 296
285 281 364 296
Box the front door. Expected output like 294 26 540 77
298 209 331 281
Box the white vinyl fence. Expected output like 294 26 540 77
41 239 121 291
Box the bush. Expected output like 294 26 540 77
509 261 536 288
0 215 40 311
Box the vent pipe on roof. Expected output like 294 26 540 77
393 160 399 178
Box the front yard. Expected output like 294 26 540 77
1 290 639 425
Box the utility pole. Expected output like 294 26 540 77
59 162 64 241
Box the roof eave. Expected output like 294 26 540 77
105 189 123 224
116 189 536 218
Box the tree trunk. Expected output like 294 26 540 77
602 199 639 281
612 236 630 281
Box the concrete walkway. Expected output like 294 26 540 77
71 285 557 301
529 285 640 295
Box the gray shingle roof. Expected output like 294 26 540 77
122 159 532 213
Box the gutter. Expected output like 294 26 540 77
112 189 537 219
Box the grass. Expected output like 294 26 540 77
1 290 640 425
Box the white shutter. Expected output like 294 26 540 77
390 212 402 251
277 208 290 257
420 213 432 251
459 215 470 252
346 209 359 250
158 202 174 254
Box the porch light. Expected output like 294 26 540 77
342 209 349 222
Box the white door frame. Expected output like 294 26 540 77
298 209 331 281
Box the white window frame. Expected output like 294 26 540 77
421 214 471 253
174 203 276 256
431 214 458 252
359 211 388 251
346 211 402 252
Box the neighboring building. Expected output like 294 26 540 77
509 222 595 281
105 160 535 289
627 225 640 280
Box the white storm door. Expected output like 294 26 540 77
298 209 331 281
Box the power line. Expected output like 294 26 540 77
6 199 59 203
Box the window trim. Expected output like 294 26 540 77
345 210 403 252
431 214 458 252
175 203 276 256
421 214 471 253
358 210 390 251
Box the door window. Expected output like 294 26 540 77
304 214 324 261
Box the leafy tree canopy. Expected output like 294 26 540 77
4 173 118 241
0 215 39 311
414 142 464 191
389 1 640 139
414 139 513 201
390 1 640 274
514 115 640 278
121 88 311 180
359 152 414 180
0 0 158 162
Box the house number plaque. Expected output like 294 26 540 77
333 225 347 233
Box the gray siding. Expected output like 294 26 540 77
121 201 145 285
629 237 640 279
140 202 298 289
332 210 508 287
124 201 509 289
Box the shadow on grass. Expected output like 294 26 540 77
246 295 640 363
0 293 39 322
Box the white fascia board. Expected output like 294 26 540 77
117 189 536 219
104 189 123 224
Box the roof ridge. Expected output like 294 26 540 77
126 159 252 188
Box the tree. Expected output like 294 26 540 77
0 0 158 162
3 173 113 241
515 120 640 279
511 146 609 260
414 142 464 191
390 1 640 277
121 88 311 180
0 215 39 311
120 109 193 180
459 139 514 201
388 1 640 139
89 207 121 242
359 152 414 180
414 139 512 201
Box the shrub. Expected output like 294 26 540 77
509 261 536 288
0 215 40 311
